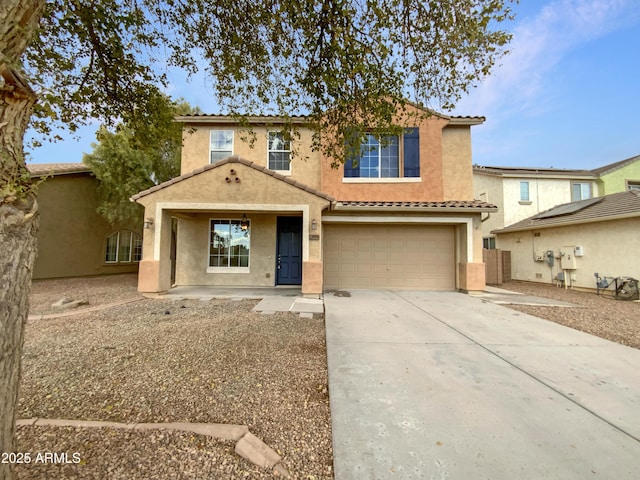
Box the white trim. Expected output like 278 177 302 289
207 267 251 274
322 215 475 262
209 130 234 164
207 218 251 273
343 177 422 184
152 203 310 262
267 131 292 175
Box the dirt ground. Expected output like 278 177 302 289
20 274 332 479
499 280 640 350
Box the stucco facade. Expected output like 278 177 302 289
497 218 640 290
594 155 640 195
30 165 141 279
493 190 640 291
134 108 495 295
473 167 599 247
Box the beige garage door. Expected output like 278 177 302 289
323 224 456 290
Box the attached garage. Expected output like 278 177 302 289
323 223 456 290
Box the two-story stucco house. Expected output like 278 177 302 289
474 155 640 249
132 104 496 296
474 166 599 249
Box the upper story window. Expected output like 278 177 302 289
105 231 142 264
268 132 291 172
519 181 530 202
571 182 592 201
210 130 234 163
344 128 420 180
626 180 640 191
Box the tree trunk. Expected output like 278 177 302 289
1 2 45 479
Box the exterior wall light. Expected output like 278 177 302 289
311 218 318 231
144 217 154 229
240 214 250 232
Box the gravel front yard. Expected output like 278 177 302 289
499 281 640 350
17 275 639 478
18 275 332 479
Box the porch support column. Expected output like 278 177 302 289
301 206 324 297
138 207 172 293
458 215 486 293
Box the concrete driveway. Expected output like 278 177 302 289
324 290 640 479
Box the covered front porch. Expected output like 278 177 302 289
131 157 333 297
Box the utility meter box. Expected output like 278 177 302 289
560 246 577 270
545 250 554 267
574 245 584 257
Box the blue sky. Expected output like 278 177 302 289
28 0 640 170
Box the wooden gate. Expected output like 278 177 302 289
483 249 511 286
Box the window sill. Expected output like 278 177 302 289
270 169 291 176
343 177 422 184
518 201 533 205
207 267 250 274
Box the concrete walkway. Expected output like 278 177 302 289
324 289 640 480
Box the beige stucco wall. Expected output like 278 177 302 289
473 173 504 239
33 173 140 279
175 212 278 286
181 124 322 190
135 161 330 291
496 218 640 289
475 174 600 240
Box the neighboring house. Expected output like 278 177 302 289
473 166 598 249
592 154 640 195
132 104 496 296
28 163 142 279
474 154 640 248
492 190 640 290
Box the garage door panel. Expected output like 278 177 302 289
323 224 455 290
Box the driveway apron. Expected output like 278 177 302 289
324 290 640 479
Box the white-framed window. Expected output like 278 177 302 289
358 134 399 178
344 128 420 180
208 219 250 272
520 181 530 202
571 182 592 201
626 180 640 191
483 237 496 249
210 130 234 163
105 231 142 263
268 132 291 172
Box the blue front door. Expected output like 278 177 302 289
276 216 302 285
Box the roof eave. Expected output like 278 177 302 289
175 115 310 125
331 204 498 213
493 211 640 234
447 117 485 126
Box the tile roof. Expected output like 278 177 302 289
590 154 640 175
334 200 498 211
131 156 335 202
27 163 92 176
495 190 640 233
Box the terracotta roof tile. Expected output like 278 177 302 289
334 200 497 210
27 163 92 176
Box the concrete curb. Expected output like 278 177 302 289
17 418 290 477
27 297 144 321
